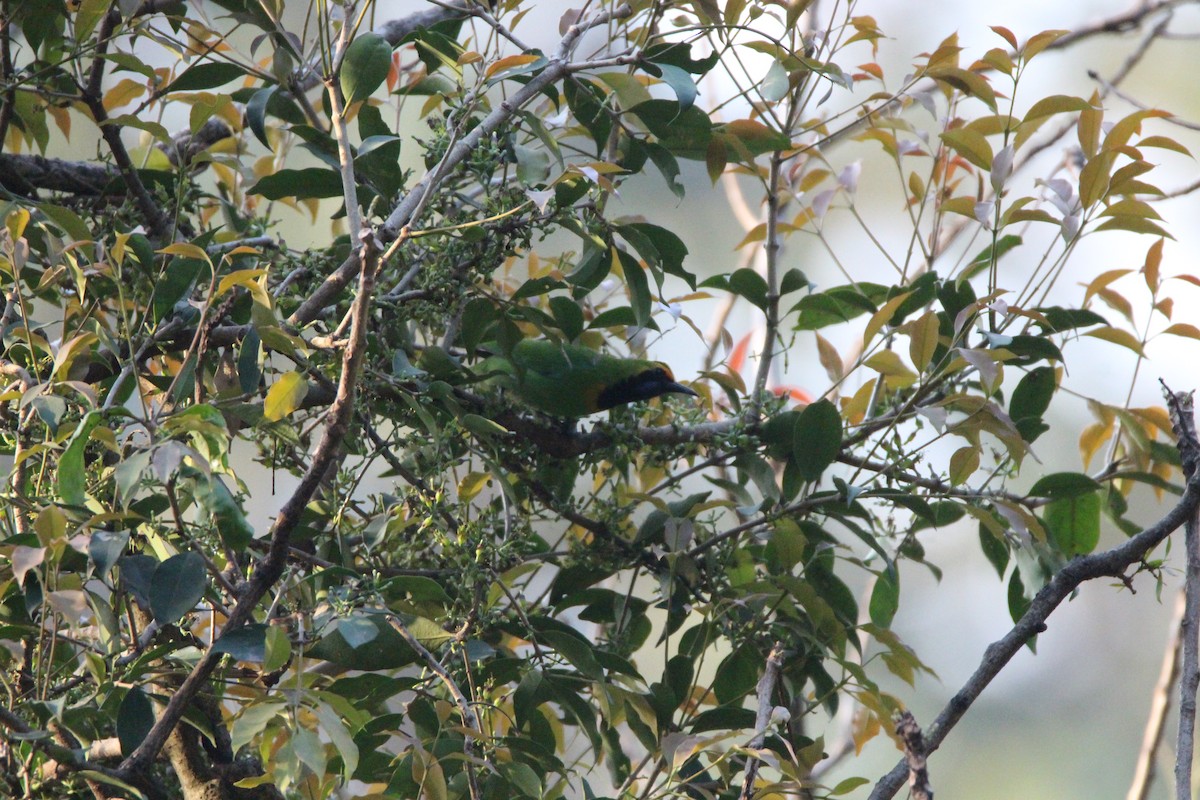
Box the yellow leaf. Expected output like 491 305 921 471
1142 238 1164 292
1077 89 1102 158
1130 405 1174 439
939 127 993 170
1078 150 1117 207
852 711 881 755
949 445 980 486
1021 94 1093 125
53 332 99 380
1022 29 1069 60
217 268 268 297
1078 420 1113 469
482 53 540 79
1162 322 1200 341
1139 135 1192 156
908 170 925 202
862 292 911 346
457 472 491 502
1082 268 1131 305
1095 288 1133 325
102 78 145 112
841 378 876 425
734 222 767 250
940 196 977 218
907 311 940 372
157 242 212 262
864 350 917 388
1084 326 1145 355
263 371 309 421
814 332 843 382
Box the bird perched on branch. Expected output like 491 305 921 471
487 339 698 418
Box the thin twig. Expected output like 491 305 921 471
1127 587 1185 800
387 615 489 800
736 643 784 800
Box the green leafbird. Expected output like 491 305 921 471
487 339 698 418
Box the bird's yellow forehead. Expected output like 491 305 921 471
654 362 676 380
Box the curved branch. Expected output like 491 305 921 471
868 386 1200 799
118 228 382 778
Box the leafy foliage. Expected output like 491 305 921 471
0 1 1195 799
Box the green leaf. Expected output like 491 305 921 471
869 570 899 628
792 399 842 482
760 410 801 460
1043 491 1101 556
792 283 888 330
712 645 760 705
246 85 277 148
250 168 344 200
264 624 291 673
633 100 713 160
59 411 103 506
1008 568 1031 631
117 687 155 757
1030 472 1103 499
166 61 247 93
994 334 1063 364
541 630 603 680
1010 366 1056 421
152 252 210 324
645 141 685 198
150 552 207 624
617 249 652 326
646 62 698 111
963 235 1021 280
688 706 756 733
211 624 268 661
500 761 543 799
39 203 93 242
193 476 253 552
548 296 584 341
978 523 1010 579
589 306 639 329
307 615 417 670
728 268 769 310
617 222 694 288
564 78 611 154
1035 306 1107 332
89 529 130 580
341 33 393 105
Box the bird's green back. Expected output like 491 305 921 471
488 339 687 418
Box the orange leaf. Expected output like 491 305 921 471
729 332 752 373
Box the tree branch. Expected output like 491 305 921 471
737 643 784 800
868 385 1200 799
288 4 634 327
1169 388 1199 799
118 225 382 779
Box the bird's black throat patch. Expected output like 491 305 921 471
596 367 682 411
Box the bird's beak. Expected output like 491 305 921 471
666 381 699 399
